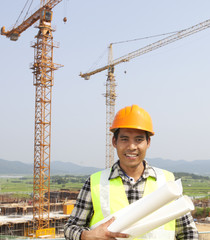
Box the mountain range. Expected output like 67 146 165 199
147 158 210 176
0 158 210 176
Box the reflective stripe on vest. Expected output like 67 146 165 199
90 167 175 240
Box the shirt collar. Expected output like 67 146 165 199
109 160 157 181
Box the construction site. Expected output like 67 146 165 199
0 190 78 238
1 0 210 239
0 189 210 239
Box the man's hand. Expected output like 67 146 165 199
81 217 129 240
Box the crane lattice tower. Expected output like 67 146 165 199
104 44 116 168
105 67 116 168
1 0 62 233
31 6 61 230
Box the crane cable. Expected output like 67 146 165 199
87 47 108 73
111 30 180 45
63 0 69 22
23 0 34 22
13 0 34 29
87 30 181 72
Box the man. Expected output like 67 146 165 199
64 104 198 240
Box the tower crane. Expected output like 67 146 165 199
80 18 210 168
1 0 63 235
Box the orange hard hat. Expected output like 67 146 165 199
110 104 154 136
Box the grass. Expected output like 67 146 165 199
0 173 210 199
0 175 85 194
174 174 210 197
0 177 33 193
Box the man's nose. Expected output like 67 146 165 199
128 141 137 150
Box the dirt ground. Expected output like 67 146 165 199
196 223 210 231
196 223 210 240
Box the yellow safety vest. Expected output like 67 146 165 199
89 167 176 240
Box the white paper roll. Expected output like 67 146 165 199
118 195 194 240
107 180 182 232
91 179 182 230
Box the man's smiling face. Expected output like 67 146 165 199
112 128 150 171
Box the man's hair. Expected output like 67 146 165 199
113 128 150 142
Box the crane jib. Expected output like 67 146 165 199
1 0 63 39
80 18 210 78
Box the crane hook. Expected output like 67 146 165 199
63 17 67 23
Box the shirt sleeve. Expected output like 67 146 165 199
64 177 93 240
175 212 199 240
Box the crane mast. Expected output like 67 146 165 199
80 18 210 167
104 45 116 168
1 0 62 235
31 7 61 231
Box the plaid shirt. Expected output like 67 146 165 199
64 160 198 240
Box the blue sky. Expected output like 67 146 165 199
1 0 210 168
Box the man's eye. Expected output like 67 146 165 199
121 138 128 142
136 138 144 142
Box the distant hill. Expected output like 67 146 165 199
50 161 102 175
147 158 210 175
0 159 32 175
0 159 102 175
0 158 210 175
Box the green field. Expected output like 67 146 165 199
174 172 210 198
0 175 87 194
0 173 210 199
0 177 33 193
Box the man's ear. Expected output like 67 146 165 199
147 137 151 148
112 136 117 148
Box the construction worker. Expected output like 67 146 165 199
64 104 198 240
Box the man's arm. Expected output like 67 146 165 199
64 177 130 240
64 177 93 240
175 212 199 240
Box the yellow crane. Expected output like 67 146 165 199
1 0 63 236
80 18 210 168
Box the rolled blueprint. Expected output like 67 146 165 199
91 179 182 230
118 195 194 240
107 180 182 232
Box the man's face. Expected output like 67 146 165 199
112 128 150 170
